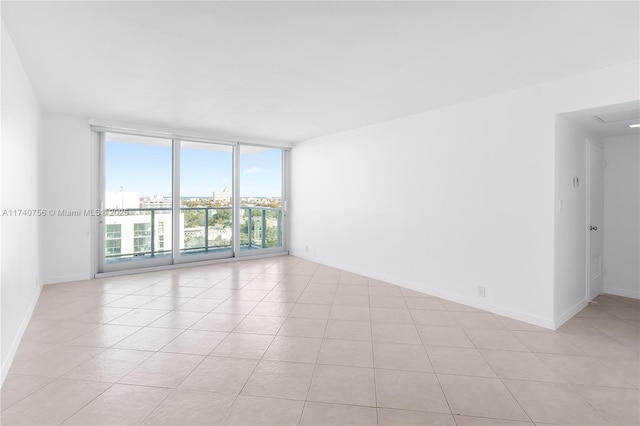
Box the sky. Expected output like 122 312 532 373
105 141 282 198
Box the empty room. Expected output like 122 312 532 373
1 1 639 425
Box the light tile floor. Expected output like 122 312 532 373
1 256 639 425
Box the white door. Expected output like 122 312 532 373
587 141 605 300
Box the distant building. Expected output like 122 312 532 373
141 195 172 209
212 188 231 203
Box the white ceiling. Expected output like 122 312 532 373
2 1 639 144
562 101 640 139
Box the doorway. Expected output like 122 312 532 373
554 101 639 324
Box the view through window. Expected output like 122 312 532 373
180 141 233 256
102 132 284 271
104 133 173 264
240 146 283 249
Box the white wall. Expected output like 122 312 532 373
603 134 640 298
290 60 638 329
1 22 43 383
39 113 92 284
553 117 601 324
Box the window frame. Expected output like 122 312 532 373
94 126 290 275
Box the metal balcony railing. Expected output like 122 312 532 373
104 206 282 261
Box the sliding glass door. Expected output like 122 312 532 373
98 130 286 273
178 141 233 262
238 146 284 255
102 133 174 270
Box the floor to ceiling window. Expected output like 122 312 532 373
97 129 287 273
101 133 174 271
239 145 284 254
178 141 234 262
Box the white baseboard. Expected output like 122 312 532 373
290 250 556 330
553 298 588 330
603 287 640 300
42 273 91 285
1 284 42 386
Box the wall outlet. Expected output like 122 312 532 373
478 286 486 297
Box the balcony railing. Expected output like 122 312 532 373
104 206 282 262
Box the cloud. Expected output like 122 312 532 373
244 167 272 175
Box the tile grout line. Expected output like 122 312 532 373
56 381 117 425
412 293 455 422
368 276 381 426
8 259 638 425
452 312 538 425
221 258 308 425
298 262 326 425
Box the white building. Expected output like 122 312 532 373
141 195 172 209
212 188 231 203
105 211 173 258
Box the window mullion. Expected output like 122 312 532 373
172 139 181 262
